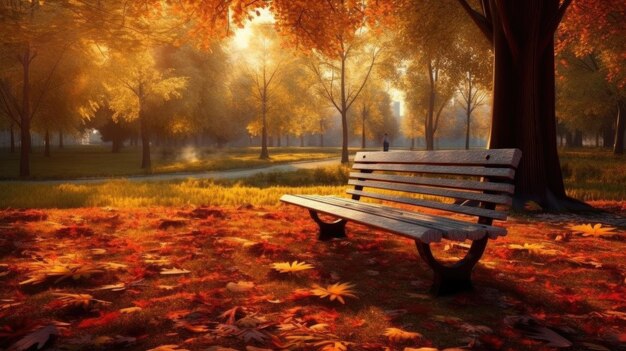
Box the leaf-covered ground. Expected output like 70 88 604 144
1 203 625 351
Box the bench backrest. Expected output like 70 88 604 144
348 149 522 222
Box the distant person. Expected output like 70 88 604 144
383 133 390 152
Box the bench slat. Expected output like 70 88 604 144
280 194 443 243
346 189 508 220
349 172 515 194
347 179 512 206
307 195 506 240
352 163 515 179
354 149 522 167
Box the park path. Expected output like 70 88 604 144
4 157 343 185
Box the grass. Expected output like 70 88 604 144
0 148 624 209
0 145 344 180
560 147 626 201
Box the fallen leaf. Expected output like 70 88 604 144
271 261 314 273
7 325 58 351
311 282 357 304
384 327 422 342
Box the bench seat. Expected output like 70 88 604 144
280 149 521 295
281 194 507 243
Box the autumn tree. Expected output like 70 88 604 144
0 0 81 176
558 0 625 155
96 50 187 168
270 1 387 163
350 81 395 149
446 0 599 210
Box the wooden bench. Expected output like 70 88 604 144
280 149 522 295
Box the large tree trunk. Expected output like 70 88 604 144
465 108 471 150
58 130 64 148
44 129 50 157
300 134 304 147
487 0 588 211
19 48 32 178
615 99 625 155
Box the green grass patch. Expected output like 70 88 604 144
560 147 626 201
0 145 343 180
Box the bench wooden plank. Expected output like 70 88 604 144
281 194 443 243
347 179 512 206
307 195 506 240
346 189 508 220
355 149 522 167
349 172 515 194
352 163 516 179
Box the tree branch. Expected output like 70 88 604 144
456 0 493 43
494 0 520 58
346 47 380 110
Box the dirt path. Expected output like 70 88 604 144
3 157 343 185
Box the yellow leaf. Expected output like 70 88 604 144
271 261 314 273
384 327 422 342
310 282 357 304
568 223 618 237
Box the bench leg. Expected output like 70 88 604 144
308 210 347 241
415 236 488 296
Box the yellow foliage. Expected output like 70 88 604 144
568 223 618 237
310 282 357 304
271 261 314 273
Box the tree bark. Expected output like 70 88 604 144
614 99 625 155
44 129 50 157
486 0 588 210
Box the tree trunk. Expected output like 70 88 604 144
614 99 625 155
300 134 304 147
139 110 151 169
58 130 64 148
411 137 415 150
320 133 324 147
425 61 436 151
465 108 471 150
9 122 15 153
487 0 588 210
573 130 583 147
340 56 349 163
286 134 290 147
44 129 51 157
602 123 614 148
361 112 366 149
19 48 32 178
259 98 269 159
277 134 281 147
112 138 122 153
